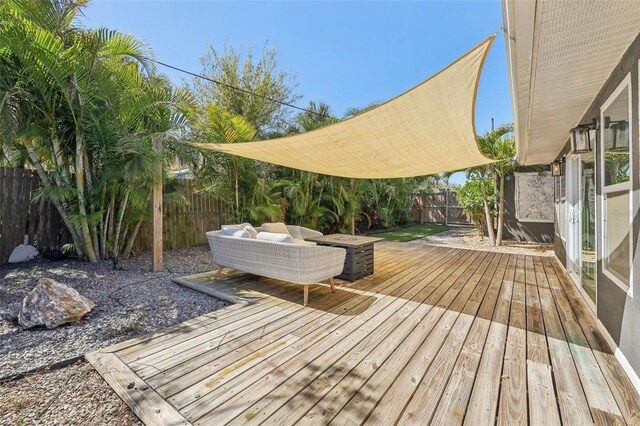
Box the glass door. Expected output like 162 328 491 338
566 156 582 280
566 153 597 305
580 152 596 304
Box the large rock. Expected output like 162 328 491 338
18 278 95 329
8 244 39 263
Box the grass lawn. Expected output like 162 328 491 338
372 223 450 242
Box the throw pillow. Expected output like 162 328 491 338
221 223 257 238
256 232 295 244
261 222 290 235
231 229 252 239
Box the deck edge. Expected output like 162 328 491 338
171 274 253 305
86 351 192 426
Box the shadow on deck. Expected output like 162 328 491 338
87 242 640 425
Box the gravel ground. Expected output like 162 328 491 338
0 245 227 379
410 225 554 256
0 360 142 425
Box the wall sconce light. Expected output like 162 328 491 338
570 118 598 154
604 116 629 152
550 160 563 176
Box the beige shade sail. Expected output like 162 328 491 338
194 35 496 179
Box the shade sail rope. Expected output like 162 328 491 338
192 35 497 179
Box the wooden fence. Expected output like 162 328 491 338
412 190 471 225
133 181 226 252
0 168 71 264
0 167 225 263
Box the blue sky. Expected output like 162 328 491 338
82 0 512 185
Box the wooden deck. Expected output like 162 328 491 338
87 242 640 425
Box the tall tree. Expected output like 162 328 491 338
191 43 301 136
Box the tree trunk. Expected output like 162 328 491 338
23 138 84 257
122 221 143 258
480 180 496 246
496 174 506 246
74 132 97 261
233 158 239 216
106 195 115 245
112 189 130 258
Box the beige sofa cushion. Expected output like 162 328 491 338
261 222 290 235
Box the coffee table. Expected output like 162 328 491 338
305 234 384 281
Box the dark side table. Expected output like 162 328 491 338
305 234 384 282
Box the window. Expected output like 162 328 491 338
600 74 632 293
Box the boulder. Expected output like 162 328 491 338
18 278 95 329
8 244 39 263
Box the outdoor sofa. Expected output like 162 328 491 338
205 224 346 306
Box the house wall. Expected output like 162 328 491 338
502 168 555 243
555 32 640 377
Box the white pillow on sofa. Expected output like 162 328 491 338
256 231 294 244
231 229 252 239
260 222 290 235
221 223 258 238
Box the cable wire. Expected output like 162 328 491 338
151 59 330 118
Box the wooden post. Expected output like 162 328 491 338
444 189 449 225
151 138 163 272
350 178 356 235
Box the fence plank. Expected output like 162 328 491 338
1 170 228 264
132 181 225 254
412 190 471 225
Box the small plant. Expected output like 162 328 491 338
118 312 147 334
159 295 170 306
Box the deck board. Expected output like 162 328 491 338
87 242 640 425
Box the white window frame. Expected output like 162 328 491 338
555 172 567 242
599 73 633 296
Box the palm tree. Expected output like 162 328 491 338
0 0 191 261
191 105 283 224
465 165 495 244
476 124 516 246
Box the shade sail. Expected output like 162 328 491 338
195 36 495 178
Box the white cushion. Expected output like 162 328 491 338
222 223 257 238
261 222 290 235
294 239 317 246
256 232 294 244
231 229 252 239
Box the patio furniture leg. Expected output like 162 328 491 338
214 266 224 280
329 278 336 293
304 284 309 306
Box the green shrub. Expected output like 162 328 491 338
456 178 495 234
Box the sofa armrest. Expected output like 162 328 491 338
286 225 323 240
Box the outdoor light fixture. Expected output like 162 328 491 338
550 160 563 177
604 116 629 152
570 118 598 154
